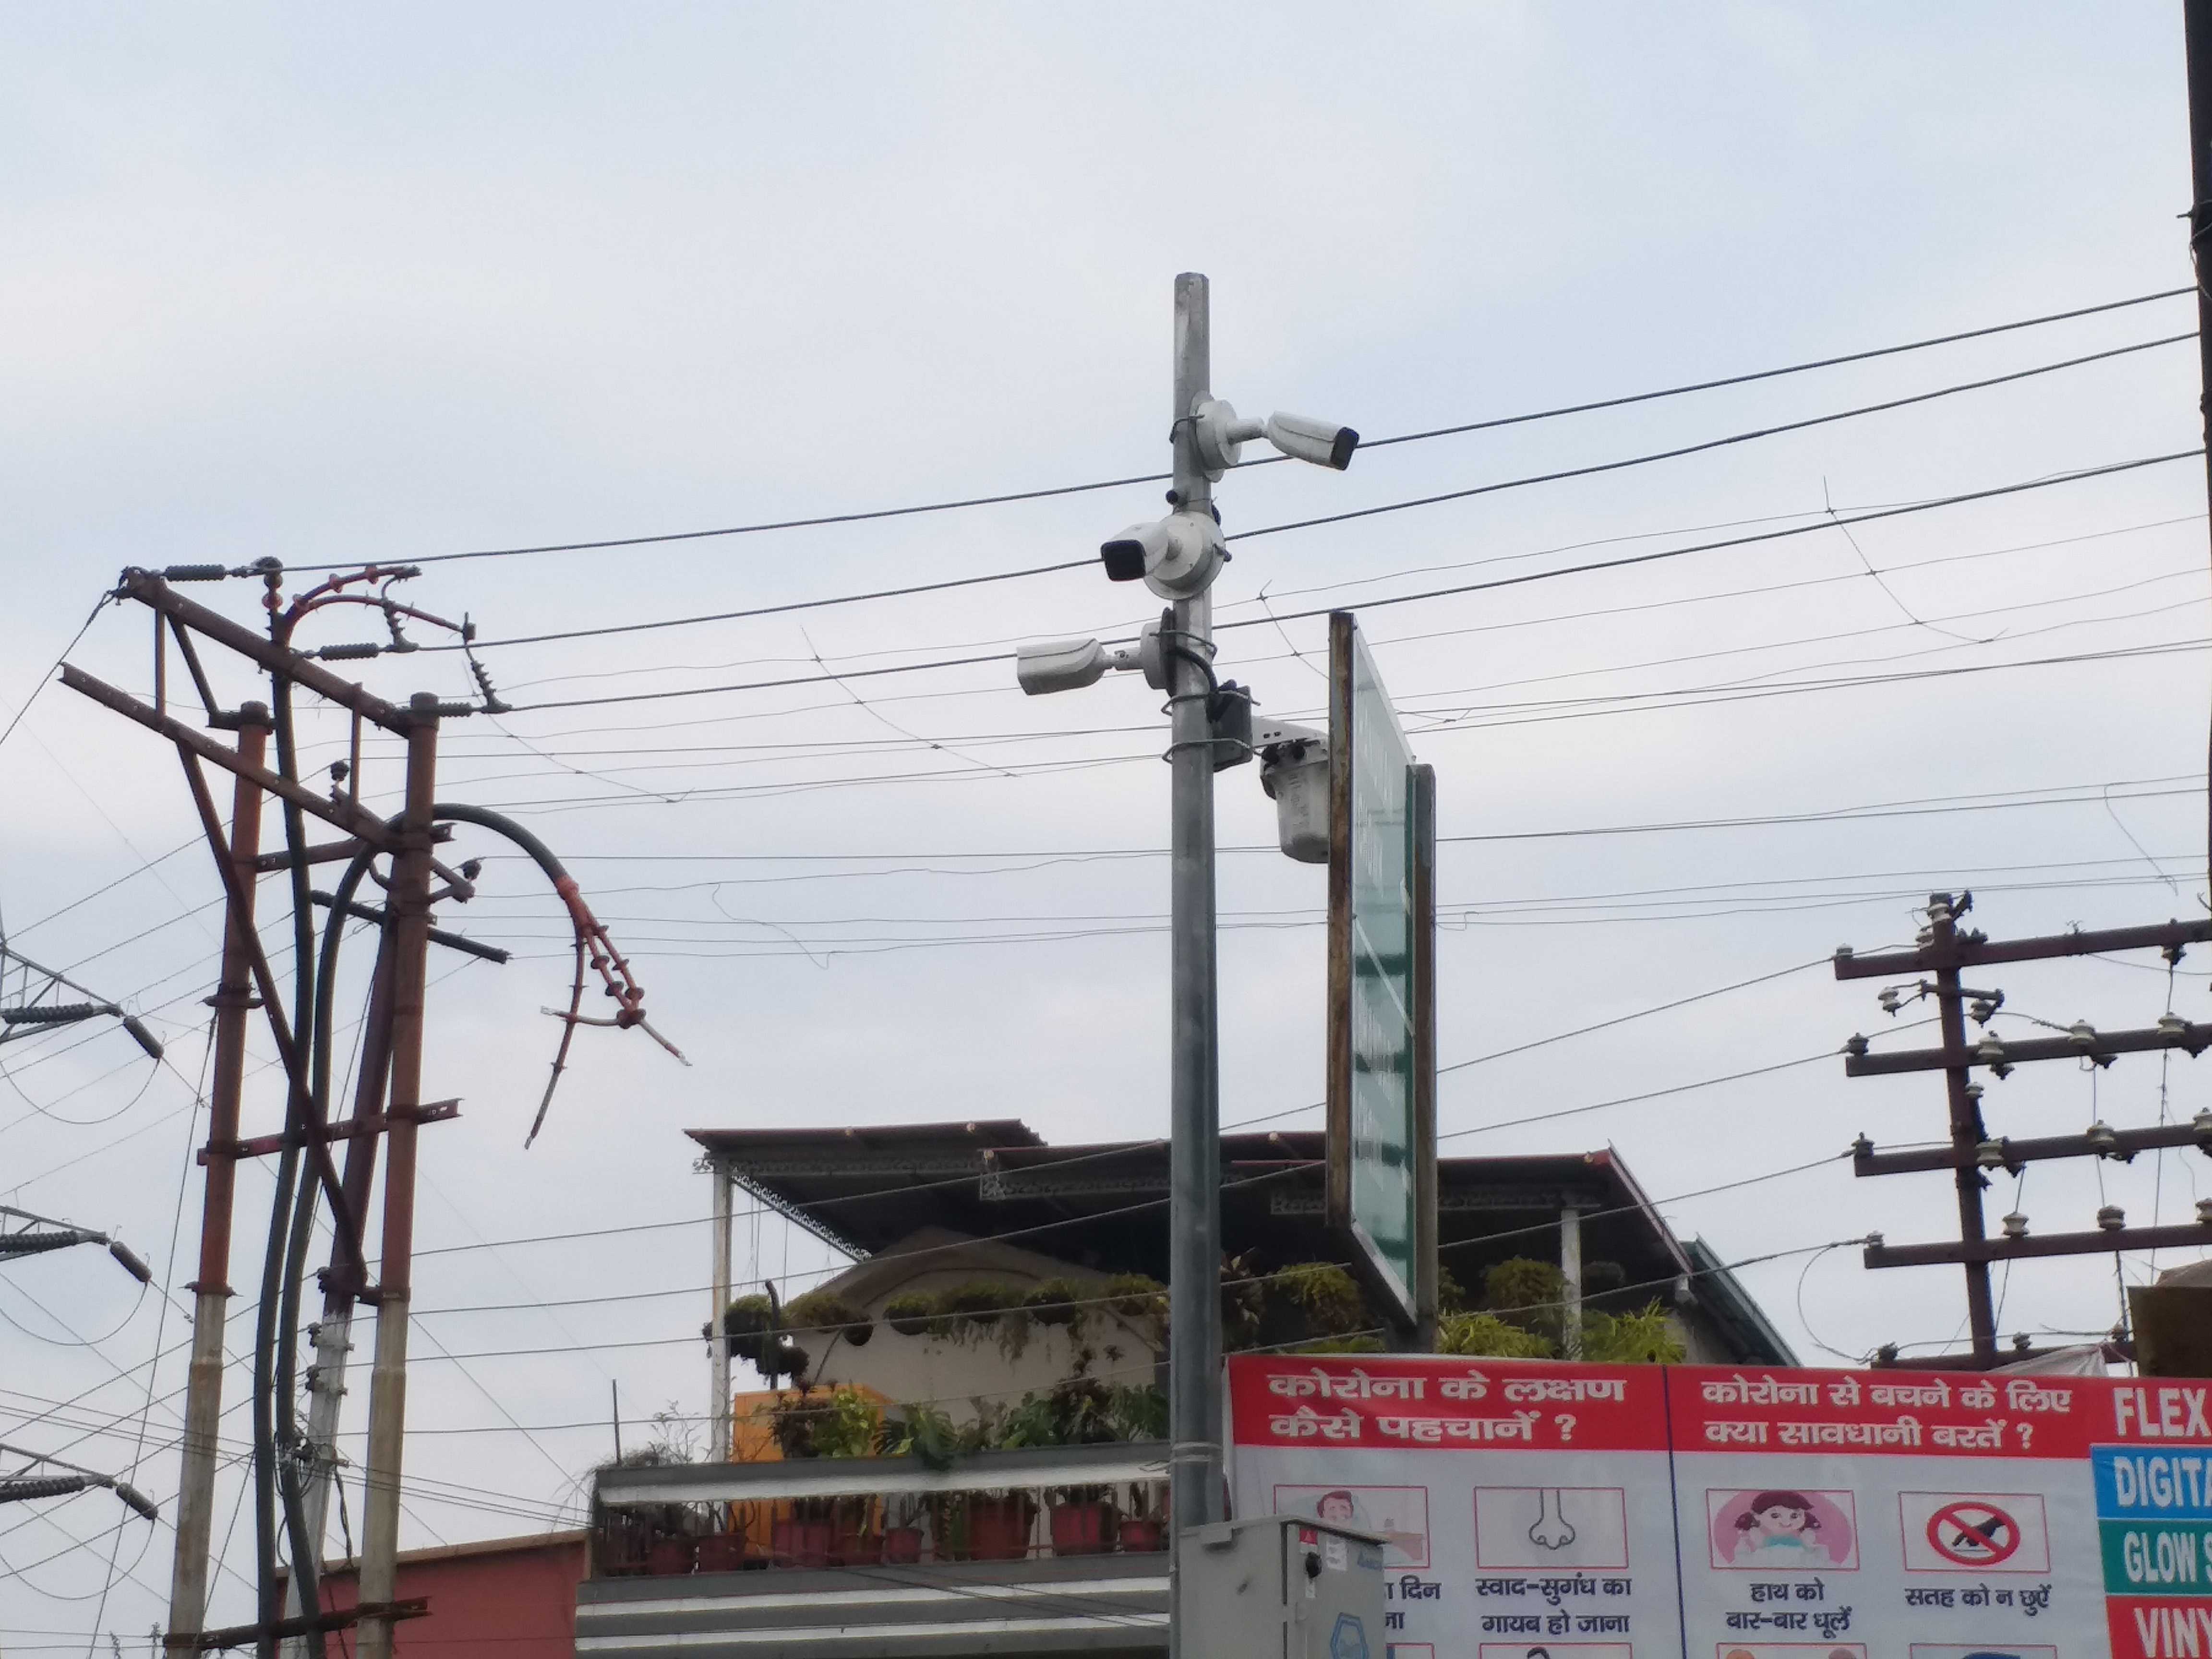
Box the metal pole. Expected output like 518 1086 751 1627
709 1154 733 1463
1928 898 1998 1367
168 705 269 1646
2185 0 2212 876
1558 1208 1584 1359
1166 272 1223 1654
283 938 395 1658
355 696 439 1659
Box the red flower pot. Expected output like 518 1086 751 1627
694 1533 745 1574
1049 1501 1118 1556
965 1496 1035 1562
831 1526 880 1566
882 1526 924 1564
770 1517 834 1568
1118 1517 1164 1552
646 1538 695 1576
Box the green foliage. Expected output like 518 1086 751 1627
811 1387 883 1457
757 1386 882 1460
1273 1262 1367 1337
887 1403 961 1470
883 1293 935 1335
1022 1277 1089 1328
1288 1334 1387 1355
723 1293 773 1334
1481 1258 1569 1338
928 1281 1021 1338
1435 1264 1469 1316
1579 1301 1685 1365
1109 1383 1167 1442
782 1290 873 1347
1101 1273 1168 1328
1434 1312 1554 1359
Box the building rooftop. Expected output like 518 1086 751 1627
687 1120 1795 1363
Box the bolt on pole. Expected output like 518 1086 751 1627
1166 271 1225 1645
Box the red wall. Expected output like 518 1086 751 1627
318 1535 585 1659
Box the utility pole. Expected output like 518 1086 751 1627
1164 273 1225 1581
2183 0 2212 870
709 1154 733 1463
1011 277 1358 1658
1837 894 2212 1367
168 709 268 1647
354 696 440 1659
58 565 665 1659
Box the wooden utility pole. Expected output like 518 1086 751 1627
1836 894 2212 1368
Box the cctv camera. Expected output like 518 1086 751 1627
1099 509 1226 600
1191 399 1359 476
1263 412 1358 471
1016 638 1111 696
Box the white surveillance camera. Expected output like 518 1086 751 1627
1099 509 1226 600
1191 399 1359 476
1263 412 1359 471
1015 634 1154 696
1016 638 1111 696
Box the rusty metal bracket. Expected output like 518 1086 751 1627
199 1101 460 1164
60 665 396 851
164 1598 429 1652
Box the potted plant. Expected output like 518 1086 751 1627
883 1292 935 1336
1118 1481 1166 1553
757 1388 882 1566
784 1289 873 1349
1005 1378 1123 1556
884 1404 956 1561
1022 1277 1088 1330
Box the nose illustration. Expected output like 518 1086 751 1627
1527 1489 1577 1551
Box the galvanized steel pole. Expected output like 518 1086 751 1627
355 695 440 1659
1166 272 1224 1647
167 708 270 1646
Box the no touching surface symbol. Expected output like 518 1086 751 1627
1926 1500 2021 1567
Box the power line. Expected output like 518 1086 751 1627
500 448 2202 713
1229 333 2192 545
446 332 2189 661
281 285 2187 576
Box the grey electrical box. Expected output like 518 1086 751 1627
1178 1514 1386 1659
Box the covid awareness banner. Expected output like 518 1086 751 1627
1227 1353 2212 1659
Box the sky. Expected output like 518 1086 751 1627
4 0 2211 1644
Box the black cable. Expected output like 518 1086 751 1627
1228 330 2191 544
285 285 2187 576
451 332 2190 661
502 448 2201 713
1214 448 2204 632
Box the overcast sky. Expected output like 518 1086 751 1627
4 1 2211 1642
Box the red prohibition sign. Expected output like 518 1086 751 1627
1927 1500 2021 1566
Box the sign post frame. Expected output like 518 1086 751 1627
1324 611 1436 1342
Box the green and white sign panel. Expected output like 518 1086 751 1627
1325 612 1434 1333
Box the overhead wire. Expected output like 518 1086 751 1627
497 448 2204 714
280 284 2186 578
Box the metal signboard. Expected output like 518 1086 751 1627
1326 612 1434 1334
1231 1351 2209 1658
